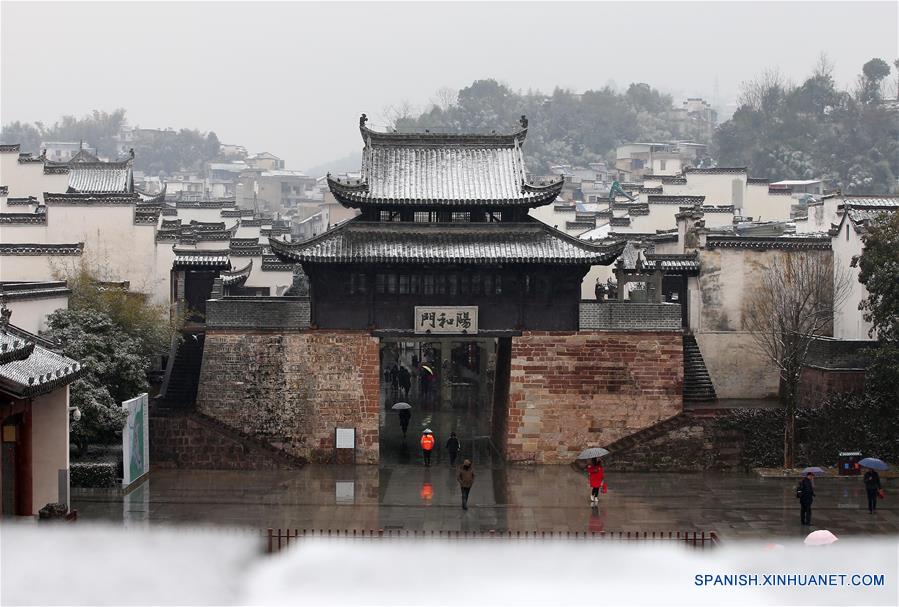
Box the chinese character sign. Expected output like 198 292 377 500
414 306 478 334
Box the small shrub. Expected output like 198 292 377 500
70 462 117 488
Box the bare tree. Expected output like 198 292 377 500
738 68 792 112
430 86 458 112
742 252 851 468
381 100 418 129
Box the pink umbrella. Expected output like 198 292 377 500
804 530 839 546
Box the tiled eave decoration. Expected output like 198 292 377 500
229 245 264 257
0 212 46 225
767 189 793 196
260 256 294 271
43 164 70 175
609 217 631 227
705 236 831 251
566 221 595 231
44 192 141 205
648 195 706 205
0 243 84 256
6 196 39 206
241 219 264 227
685 167 747 175
0 282 72 301
0 345 86 397
0 144 21 153
220 260 253 286
0 186 7 196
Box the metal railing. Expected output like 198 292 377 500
265 528 719 553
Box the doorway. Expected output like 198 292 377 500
378 337 500 465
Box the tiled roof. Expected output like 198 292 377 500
230 237 260 248
67 161 133 193
0 281 71 301
190 221 227 231
18 154 43 164
767 189 793 196
705 235 831 250
229 244 264 256
699 205 735 213
0 186 7 196
0 212 46 224
174 199 236 209
172 248 231 269
43 163 70 175
270 219 625 266
839 197 899 208
566 221 595 232
6 196 38 206
0 144 21 152
660 176 687 185
0 326 85 397
648 195 705 205
609 217 631 227
221 260 252 287
685 167 747 175
44 192 140 205
241 218 264 227
747 178 770 185
260 255 295 271
645 252 700 273
327 121 563 208
0 243 84 256
638 186 662 194
220 209 255 218
846 208 896 224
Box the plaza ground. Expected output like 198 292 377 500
72 464 896 541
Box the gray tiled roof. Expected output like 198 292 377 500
0 243 84 256
44 192 140 205
270 219 624 265
0 281 71 301
0 212 46 224
0 329 34 365
0 327 84 397
648 195 706 205
705 235 831 250
172 248 231 269
67 161 133 193
328 124 563 208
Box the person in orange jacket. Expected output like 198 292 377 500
420 429 435 467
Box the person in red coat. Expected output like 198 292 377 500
586 458 605 505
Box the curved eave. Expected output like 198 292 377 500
0 365 87 398
221 259 253 287
329 183 563 209
360 124 528 146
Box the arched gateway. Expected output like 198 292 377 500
195 117 684 464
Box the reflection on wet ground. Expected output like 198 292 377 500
73 465 896 540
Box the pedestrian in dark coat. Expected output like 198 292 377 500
798 472 815 525
397 408 411 438
397 366 411 399
457 459 475 510
445 432 461 466
863 469 882 514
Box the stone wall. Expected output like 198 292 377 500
798 368 867 406
579 301 681 330
505 331 683 463
195 330 380 464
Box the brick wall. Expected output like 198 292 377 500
579 302 681 330
205 297 310 330
195 330 380 464
505 331 683 463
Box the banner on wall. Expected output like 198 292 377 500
121 393 150 487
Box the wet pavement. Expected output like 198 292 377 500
73 464 897 541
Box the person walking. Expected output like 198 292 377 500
798 472 815 525
420 429 435 467
457 459 475 510
445 432 461 466
586 458 605 505
397 366 411 400
863 468 882 514
397 408 411 438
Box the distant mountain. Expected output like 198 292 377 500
304 151 362 178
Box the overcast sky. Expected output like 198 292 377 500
2 1 896 171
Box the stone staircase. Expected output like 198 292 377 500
604 413 693 456
150 410 307 470
158 332 205 409
683 333 717 402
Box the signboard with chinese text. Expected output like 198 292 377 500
414 306 478 334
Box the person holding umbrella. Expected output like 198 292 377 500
860 458 887 514
420 429 435 467
587 458 606 505
392 402 412 438
576 447 609 506
797 470 817 526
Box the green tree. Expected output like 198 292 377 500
44 308 146 453
858 212 899 397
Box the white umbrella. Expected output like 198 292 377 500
804 530 838 546
391 402 412 410
576 447 610 460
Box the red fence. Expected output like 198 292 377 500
265 528 719 553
